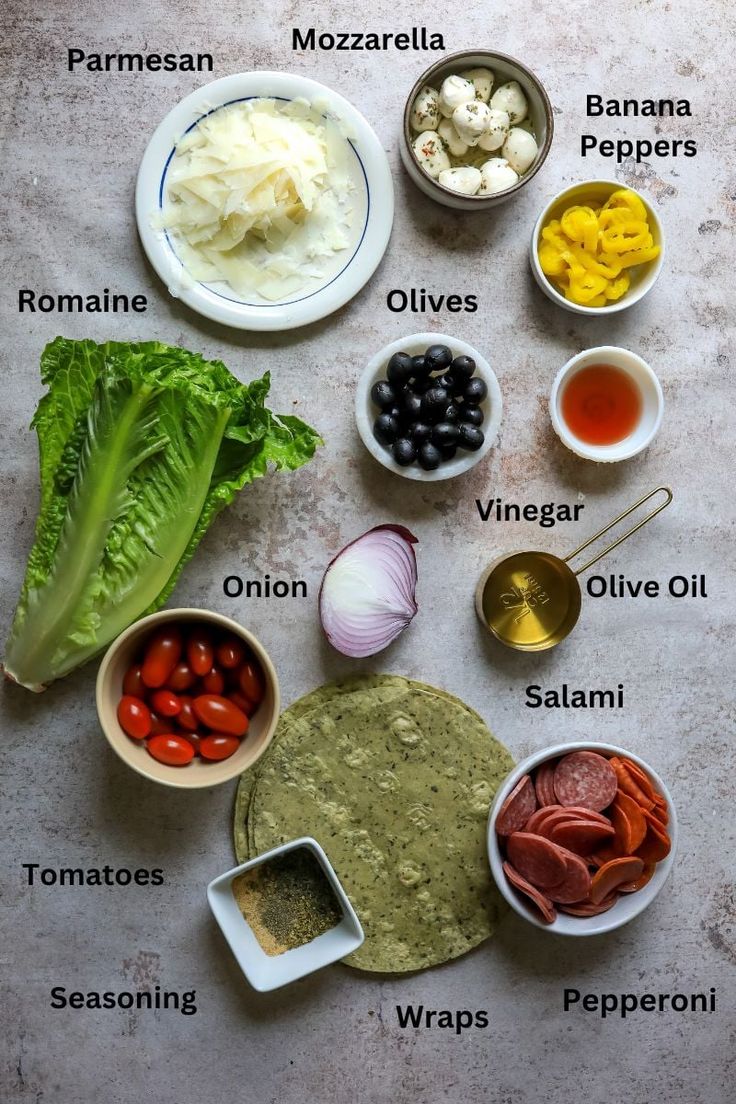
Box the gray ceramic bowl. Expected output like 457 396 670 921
401 50 554 210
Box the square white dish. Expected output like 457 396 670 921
207 837 364 991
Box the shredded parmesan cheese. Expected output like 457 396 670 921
159 98 355 301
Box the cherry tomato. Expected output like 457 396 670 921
238 661 264 705
216 636 245 670
123 664 146 697
150 689 181 717
149 709 170 736
202 666 225 695
230 690 256 717
177 696 198 732
187 632 214 677
192 694 249 737
167 662 196 692
146 734 195 767
181 732 202 756
117 695 152 740
141 629 182 689
200 734 240 761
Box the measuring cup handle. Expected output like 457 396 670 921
565 486 673 577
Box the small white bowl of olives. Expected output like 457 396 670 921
355 333 503 482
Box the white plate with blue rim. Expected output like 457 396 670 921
136 71 394 331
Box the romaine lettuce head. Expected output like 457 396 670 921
4 337 321 690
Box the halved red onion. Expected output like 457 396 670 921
319 525 418 658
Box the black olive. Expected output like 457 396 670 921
425 344 453 374
400 390 423 421
386 351 414 387
370 380 397 410
460 404 484 427
440 372 466 396
392 437 416 466
458 423 485 451
421 386 451 423
418 442 442 470
431 422 459 447
412 376 433 394
374 413 400 447
463 376 487 404
440 443 457 461
451 355 476 382
387 404 402 421
444 402 460 423
409 421 432 443
410 354 431 381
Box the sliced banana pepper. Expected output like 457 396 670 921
537 188 659 306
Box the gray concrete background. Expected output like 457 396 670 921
1 1 734 1101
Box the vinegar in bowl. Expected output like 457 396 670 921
560 363 642 446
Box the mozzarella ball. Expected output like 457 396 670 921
438 75 476 118
412 131 451 179
490 80 528 124
502 127 539 173
410 85 440 133
438 166 482 196
479 158 519 195
437 117 469 157
477 108 510 151
452 100 493 147
460 67 494 103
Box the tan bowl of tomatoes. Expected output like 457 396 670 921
96 609 280 788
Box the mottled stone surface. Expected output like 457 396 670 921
1 2 735 1102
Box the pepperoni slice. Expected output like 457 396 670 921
534 810 589 839
618 862 656 893
534 760 558 806
611 790 647 852
559 893 619 917
558 806 612 825
589 857 644 904
553 751 617 812
507 833 567 889
523 805 563 834
549 820 616 856
635 820 671 863
546 849 592 904
496 774 538 836
503 862 557 925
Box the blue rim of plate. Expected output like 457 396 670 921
158 95 371 309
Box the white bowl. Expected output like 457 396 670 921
136 72 394 331
207 837 364 991
530 179 664 315
550 346 664 462
400 50 554 210
355 332 503 481
488 742 677 936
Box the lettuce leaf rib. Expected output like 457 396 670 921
4 338 321 690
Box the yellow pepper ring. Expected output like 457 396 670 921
537 188 660 307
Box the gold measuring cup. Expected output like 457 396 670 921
475 486 673 652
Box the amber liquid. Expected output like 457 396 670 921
561 363 643 445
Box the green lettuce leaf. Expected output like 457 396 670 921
4 338 321 690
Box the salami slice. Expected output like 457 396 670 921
507 832 567 889
534 760 558 806
559 893 619 917
545 849 592 904
549 820 615 856
496 774 538 836
553 751 617 812
503 862 557 925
